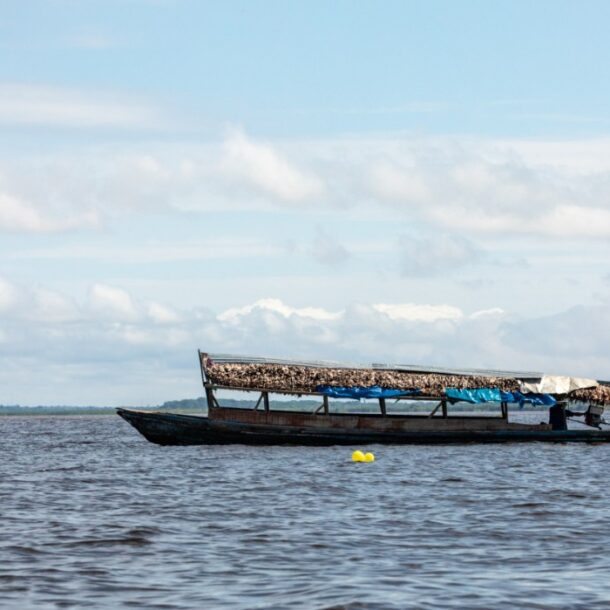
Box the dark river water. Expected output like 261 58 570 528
2 413 610 609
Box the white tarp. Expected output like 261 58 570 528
520 375 598 394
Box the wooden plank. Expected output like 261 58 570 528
209 405 541 431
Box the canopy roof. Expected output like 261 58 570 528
205 352 542 379
201 352 610 405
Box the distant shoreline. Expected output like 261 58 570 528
0 397 550 417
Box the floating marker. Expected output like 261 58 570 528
351 450 365 462
352 450 375 462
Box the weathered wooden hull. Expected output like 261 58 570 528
117 408 610 445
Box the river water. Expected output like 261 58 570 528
2 413 610 609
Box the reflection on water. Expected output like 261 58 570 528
2 414 610 609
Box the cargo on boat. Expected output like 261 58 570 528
117 351 610 445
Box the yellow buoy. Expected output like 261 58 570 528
351 450 365 462
363 452 375 462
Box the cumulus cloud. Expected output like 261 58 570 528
217 298 343 324
503 304 610 362
0 190 99 232
363 141 610 237
469 307 505 320
30 287 79 323
372 303 463 322
147 302 181 325
0 277 79 323
4 131 610 239
1 283 610 404
368 161 430 204
220 129 324 202
89 284 140 322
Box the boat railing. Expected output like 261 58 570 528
204 383 510 420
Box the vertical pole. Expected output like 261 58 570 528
263 391 270 412
379 397 387 416
441 399 447 418
205 386 216 412
501 401 508 419
198 350 208 385
199 350 210 415
323 395 329 415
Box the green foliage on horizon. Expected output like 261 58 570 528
1 395 550 416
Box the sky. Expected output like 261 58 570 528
2 0 610 405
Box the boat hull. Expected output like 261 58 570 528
117 408 610 445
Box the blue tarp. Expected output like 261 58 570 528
314 385 555 406
315 385 421 399
445 388 556 407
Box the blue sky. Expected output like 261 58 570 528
1 0 610 405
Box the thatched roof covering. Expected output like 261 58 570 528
206 362 522 396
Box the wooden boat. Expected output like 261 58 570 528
117 351 610 445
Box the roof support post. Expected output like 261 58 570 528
379 397 387 416
429 400 447 418
501 400 508 419
253 393 264 411
323 395 329 415
198 350 208 386
428 401 442 417
263 391 270 412
205 385 218 411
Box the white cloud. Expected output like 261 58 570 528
0 192 51 232
0 190 99 232
89 284 140 321
3 131 610 242
541 205 610 237
218 298 343 324
0 278 79 323
0 83 160 128
372 303 463 322
361 137 610 238
0 277 19 312
1 284 610 404
368 162 430 203
220 129 324 202
148 302 181 324
31 287 79 323
469 307 505 319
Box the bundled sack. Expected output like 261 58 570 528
569 385 610 406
